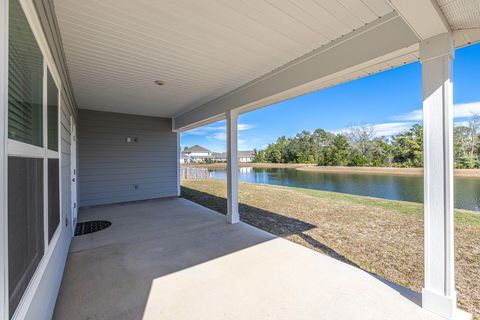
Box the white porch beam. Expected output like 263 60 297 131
421 33 463 320
173 13 419 131
389 0 450 40
226 109 239 224
453 28 480 49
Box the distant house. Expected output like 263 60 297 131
181 145 254 163
238 150 255 163
183 145 211 157
211 152 227 162
181 145 212 163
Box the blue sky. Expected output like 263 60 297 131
181 43 480 152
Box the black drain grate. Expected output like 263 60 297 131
75 220 112 236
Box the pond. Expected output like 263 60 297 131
208 167 480 211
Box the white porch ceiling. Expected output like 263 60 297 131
53 0 394 118
54 0 480 124
437 0 480 30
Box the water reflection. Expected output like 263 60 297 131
209 167 480 211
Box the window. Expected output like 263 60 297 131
8 0 43 147
7 157 44 318
7 0 61 317
48 159 60 242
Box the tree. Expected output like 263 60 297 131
453 115 480 168
467 115 480 166
252 148 266 163
289 131 318 163
391 124 423 167
252 121 480 169
330 134 350 166
370 137 394 167
313 129 335 166
347 124 375 156
348 149 366 166
454 125 473 168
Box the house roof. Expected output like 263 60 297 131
238 151 254 158
211 152 226 158
210 151 254 158
183 145 211 153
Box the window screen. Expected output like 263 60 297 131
48 159 60 241
8 157 45 318
8 0 43 147
47 70 58 151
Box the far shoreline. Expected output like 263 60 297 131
185 162 480 178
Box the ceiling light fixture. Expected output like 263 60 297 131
154 80 165 86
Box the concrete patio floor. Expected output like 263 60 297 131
53 197 442 320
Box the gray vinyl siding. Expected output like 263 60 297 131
78 109 177 207
22 2 78 320
33 0 77 228
31 0 76 234
60 96 72 222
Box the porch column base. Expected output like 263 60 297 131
422 288 456 319
422 287 471 319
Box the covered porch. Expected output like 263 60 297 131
2 0 480 319
53 198 441 320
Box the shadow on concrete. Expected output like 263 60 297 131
182 186 361 268
181 185 422 307
53 186 423 320
55 193 326 320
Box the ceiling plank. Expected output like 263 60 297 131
174 13 419 131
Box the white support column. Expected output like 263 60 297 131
176 131 181 196
421 33 461 319
226 109 239 224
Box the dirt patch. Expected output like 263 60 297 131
181 179 480 318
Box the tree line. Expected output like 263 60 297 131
253 117 480 169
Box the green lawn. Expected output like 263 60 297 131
290 185 480 226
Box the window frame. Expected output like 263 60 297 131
3 0 63 319
45 66 60 244
1 0 8 318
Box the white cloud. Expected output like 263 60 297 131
391 101 480 121
337 122 414 137
238 137 270 150
182 122 255 145
453 102 480 118
369 122 414 136
183 123 254 136
238 123 255 131
182 125 224 136
211 132 226 141
391 109 423 121
453 120 479 127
